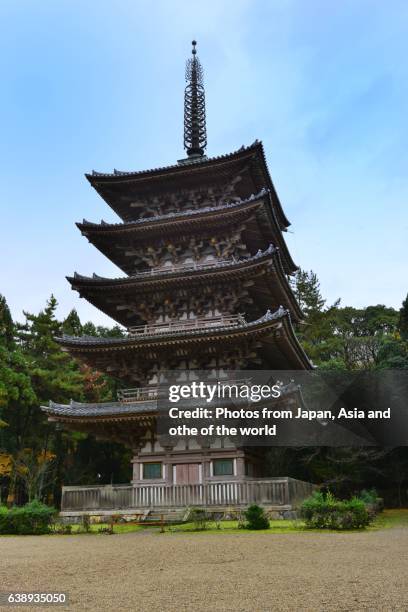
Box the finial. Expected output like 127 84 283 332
184 40 207 157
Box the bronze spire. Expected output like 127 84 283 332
184 40 207 157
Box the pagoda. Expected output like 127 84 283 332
43 42 313 514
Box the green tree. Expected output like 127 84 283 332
0 294 14 349
62 309 82 336
81 321 125 338
292 269 341 367
16 295 83 403
326 306 398 369
292 269 325 315
375 295 408 369
292 271 399 369
399 294 408 341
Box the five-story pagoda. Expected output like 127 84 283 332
43 42 312 511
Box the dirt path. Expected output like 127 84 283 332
1 527 407 611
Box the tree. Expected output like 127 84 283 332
62 309 82 336
292 270 402 370
291 269 341 366
327 306 398 369
399 294 408 341
81 322 125 338
291 269 325 315
14 449 56 502
15 295 83 403
0 294 14 349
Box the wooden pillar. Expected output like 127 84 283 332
202 456 211 483
236 456 245 479
131 443 144 485
163 448 174 485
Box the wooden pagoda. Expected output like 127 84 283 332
43 42 313 516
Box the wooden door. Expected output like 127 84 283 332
175 463 200 484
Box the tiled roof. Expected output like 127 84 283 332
85 140 290 230
57 307 290 347
78 189 267 230
69 243 278 285
42 400 157 417
86 142 258 179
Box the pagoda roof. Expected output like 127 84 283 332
77 191 264 234
42 399 157 419
77 190 297 275
41 401 156 446
85 141 290 229
68 245 303 326
56 308 312 372
41 381 300 421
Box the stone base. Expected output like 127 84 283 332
59 504 297 524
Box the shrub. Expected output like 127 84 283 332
81 514 91 533
0 500 56 535
244 504 270 530
359 488 378 504
189 507 209 531
359 488 384 515
0 505 9 533
300 491 371 530
52 523 72 535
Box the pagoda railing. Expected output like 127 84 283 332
134 257 238 278
117 387 158 403
117 376 256 403
60 478 316 512
127 314 246 336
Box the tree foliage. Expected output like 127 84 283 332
0 294 130 505
399 293 408 341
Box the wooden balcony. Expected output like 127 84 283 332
117 376 255 403
117 387 158 403
127 313 246 337
134 257 238 278
60 478 315 513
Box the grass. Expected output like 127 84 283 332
56 522 144 534
370 508 408 530
165 509 408 535
166 519 305 534
50 519 303 536
3 509 408 537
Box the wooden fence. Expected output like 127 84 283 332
61 478 315 511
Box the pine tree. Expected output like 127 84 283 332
15 295 83 403
0 294 14 349
291 269 325 316
62 309 82 336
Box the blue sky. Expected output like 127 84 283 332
1 0 407 326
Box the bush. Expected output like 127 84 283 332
359 488 384 515
0 500 56 535
189 507 209 531
52 523 72 535
300 491 371 530
359 488 378 504
81 514 91 533
244 504 270 530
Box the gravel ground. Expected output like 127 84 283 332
1 527 408 612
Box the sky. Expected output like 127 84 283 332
0 0 407 327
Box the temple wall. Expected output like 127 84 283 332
130 444 253 486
